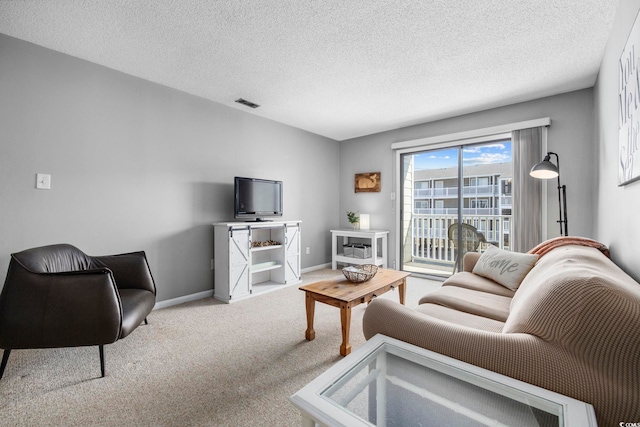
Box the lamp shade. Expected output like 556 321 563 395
530 156 559 179
359 214 370 230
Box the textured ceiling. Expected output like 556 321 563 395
0 0 619 141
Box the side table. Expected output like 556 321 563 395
330 229 389 270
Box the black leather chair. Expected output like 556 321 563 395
0 244 156 380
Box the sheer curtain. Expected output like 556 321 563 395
512 127 544 252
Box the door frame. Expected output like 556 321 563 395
392 118 550 276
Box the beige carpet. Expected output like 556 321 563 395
0 269 441 426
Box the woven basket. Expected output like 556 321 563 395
342 264 378 283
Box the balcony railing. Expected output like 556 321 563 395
408 213 512 265
415 185 501 199
415 208 501 216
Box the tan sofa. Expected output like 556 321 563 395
363 240 640 426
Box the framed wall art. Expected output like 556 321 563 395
355 172 381 192
619 9 640 185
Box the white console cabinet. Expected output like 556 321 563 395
214 221 301 303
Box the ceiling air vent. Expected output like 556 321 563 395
235 98 260 109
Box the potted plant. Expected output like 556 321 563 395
347 211 360 229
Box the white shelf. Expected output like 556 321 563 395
252 261 283 273
251 244 283 252
334 255 378 265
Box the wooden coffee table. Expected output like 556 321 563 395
299 269 410 356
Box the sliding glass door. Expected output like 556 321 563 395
400 139 513 277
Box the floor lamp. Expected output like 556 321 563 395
530 152 568 236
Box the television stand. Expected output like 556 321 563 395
213 220 301 303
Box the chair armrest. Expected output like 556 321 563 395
0 265 122 349
92 251 156 294
462 252 481 272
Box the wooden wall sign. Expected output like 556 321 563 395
355 172 381 192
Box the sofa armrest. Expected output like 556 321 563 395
361 298 632 425
462 252 481 272
0 264 122 349
93 251 156 294
363 299 560 377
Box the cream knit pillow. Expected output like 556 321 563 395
472 245 539 291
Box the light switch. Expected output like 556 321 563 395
36 173 51 190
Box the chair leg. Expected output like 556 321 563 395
99 345 105 378
144 317 148 325
0 349 11 380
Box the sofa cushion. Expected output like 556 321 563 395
416 303 505 332
504 245 640 344
419 286 511 322
504 244 640 354
472 245 538 291
442 271 515 297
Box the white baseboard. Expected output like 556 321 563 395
153 263 331 310
301 263 331 273
153 289 214 310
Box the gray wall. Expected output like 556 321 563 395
339 89 595 269
6 2 635 301
0 34 340 302
594 0 640 280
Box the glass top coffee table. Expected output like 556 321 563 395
290 334 596 427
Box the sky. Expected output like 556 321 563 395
413 140 512 170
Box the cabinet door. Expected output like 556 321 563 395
284 224 301 283
229 228 251 299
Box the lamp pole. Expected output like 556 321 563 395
549 152 568 236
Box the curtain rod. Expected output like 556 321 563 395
391 117 551 150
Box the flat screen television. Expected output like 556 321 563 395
234 177 283 221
